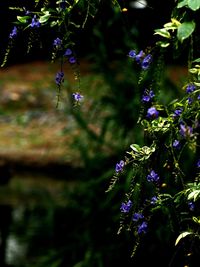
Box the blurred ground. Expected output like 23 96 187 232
0 60 92 170
0 60 187 169
0 59 187 205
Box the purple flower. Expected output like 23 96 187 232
128 50 136 58
9 26 17 39
135 50 144 63
115 160 125 173
173 108 183 118
129 49 152 69
187 97 193 105
197 159 200 168
25 10 30 15
188 201 195 211
186 84 196 93
150 196 158 204
147 170 160 183
179 123 193 138
72 92 84 102
146 107 159 119
55 71 64 86
132 213 144 222
142 89 155 103
198 94 200 100
141 54 152 70
69 56 76 64
64 48 73 56
53 37 62 47
137 221 148 234
120 200 132 213
173 140 181 150
30 15 40 28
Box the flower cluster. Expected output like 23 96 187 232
53 46 78 95
52 37 77 64
30 15 40 28
128 49 152 70
115 160 125 173
150 196 158 204
9 26 17 39
173 108 183 118
146 106 159 119
120 200 132 213
179 123 193 138
142 89 155 103
132 213 148 234
64 48 76 64
53 37 62 48
147 170 160 183
55 71 64 86
120 203 149 235
186 83 196 93
72 92 84 105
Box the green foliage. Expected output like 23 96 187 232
105 0 200 265
1 0 200 266
177 21 196 42
178 0 200 11
1 0 102 67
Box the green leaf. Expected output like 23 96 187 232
177 0 188 8
189 68 198 74
130 144 141 153
17 16 30 24
177 21 196 42
151 117 170 133
39 13 51 24
175 232 193 246
50 20 59 27
188 0 200 10
193 58 200 63
192 216 200 224
154 28 171 38
156 41 170 47
188 190 200 201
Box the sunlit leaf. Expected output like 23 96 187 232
189 68 198 74
17 16 29 24
164 19 181 29
175 232 193 246
154 28 171 38
192 216 200 224
130 144 141 152
193 58 200 63
188 0 200 11
177 21 196 42
160 42 170 47
188 190 200 201
177 0 188 8
39 13 51 24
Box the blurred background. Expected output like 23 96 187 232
0 1 188 266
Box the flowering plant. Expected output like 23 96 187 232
2 0 97 106
1 0 200 266
106 1 200 264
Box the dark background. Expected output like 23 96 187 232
0 0 175 64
